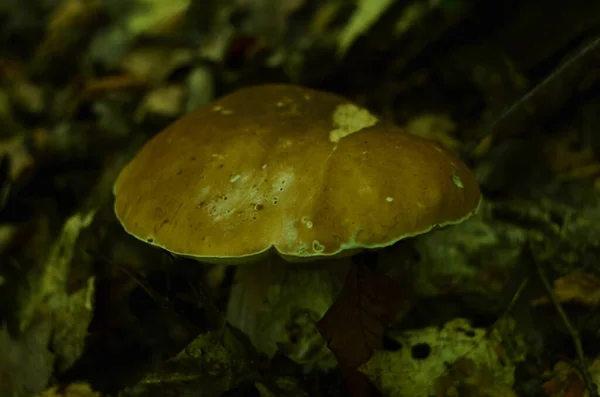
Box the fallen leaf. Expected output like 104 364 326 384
39 382 101 397
0 135 35 183
317 256 408 396
134 85 187 121
317 260 407 368
404 113 460 155
337 0 397 56
341 366 378 397
541 361 587 397
531 271 600 306
80 74 147 100
359 318 520 397
32 0 104 73
543 128 599 179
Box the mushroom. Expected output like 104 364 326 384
113 84 481 366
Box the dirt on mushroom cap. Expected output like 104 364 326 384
113 84 481 264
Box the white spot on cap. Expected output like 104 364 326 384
312 240 325 252
230 174 241 183
301 216 313 229
283 219 299 247
386 197 393 202
329 104 378 143
213 105 233 115
201 171 262 221
452 174 464 188
198 186 211 198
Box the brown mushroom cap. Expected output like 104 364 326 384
113 84 481 264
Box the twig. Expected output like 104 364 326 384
475 35 600 150
488 277 529 335
529 239 599 397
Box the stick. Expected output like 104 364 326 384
530 239 598 397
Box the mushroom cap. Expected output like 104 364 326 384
113 84 481 264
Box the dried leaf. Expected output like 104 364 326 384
39 382 101 397
341 366 378 397
0 135 35 183
542 361 587 397
359 318 520 397
317 261 407 368
80 74 147 100
127 0 190 36
134 85 186 121
543 128 599 179
337 0 396 56
531 271 600 307
32 0 104 72
404 113 460 155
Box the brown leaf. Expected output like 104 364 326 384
317 260 408 369
0 136 35 183
542 361 587 397
39 382 101 397
341 366 378 397
531 271 600 307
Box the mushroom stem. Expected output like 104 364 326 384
226 256 351 366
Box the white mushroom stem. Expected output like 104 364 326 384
226 256 351 366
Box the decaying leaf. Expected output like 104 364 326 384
542 361 587 397
39 382 101 397
0 135 35 183
317 261 407 369
253 377 309 397
32 0 104 74
531 271 600 307
134 85 187 121
0 322 54 397
359 318 520 397
119 46 194 85
18 210 97 333
543 128 600 181
0 62 45 115
127 0 190 36
434 357 518 397
316 260 408 396
404 113 460 155
337 0 396 56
